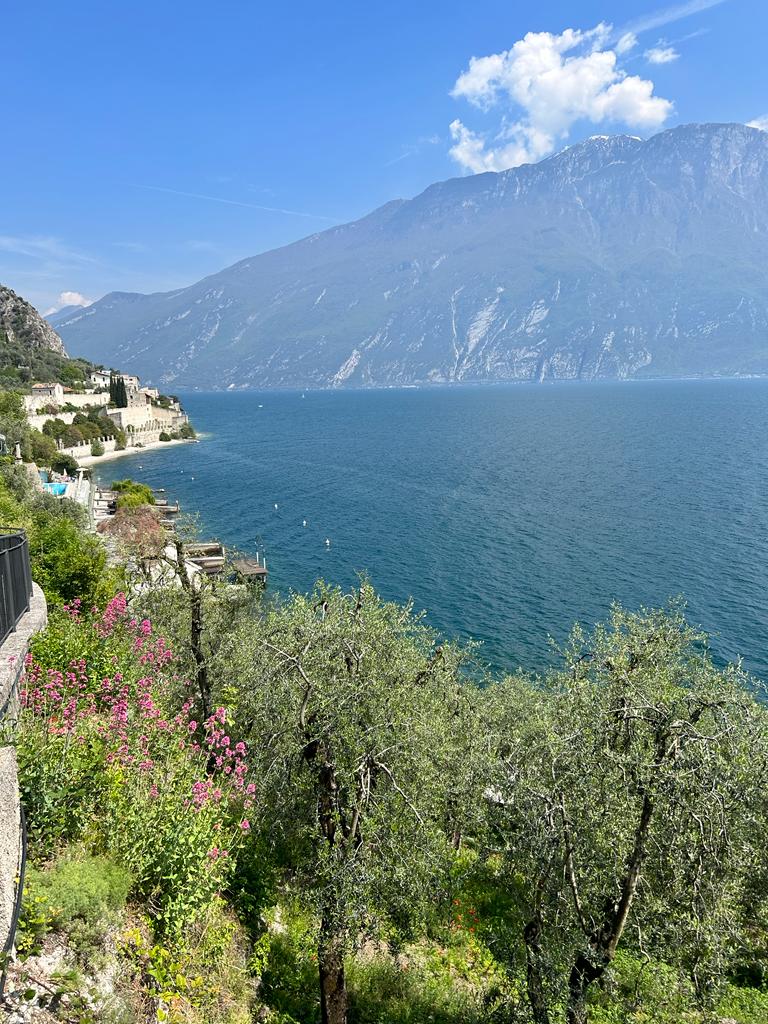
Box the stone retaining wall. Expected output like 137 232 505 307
0 584 48 958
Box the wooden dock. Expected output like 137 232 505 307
231 557 268 585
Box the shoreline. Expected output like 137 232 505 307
78 436 198 468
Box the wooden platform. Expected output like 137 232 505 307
231 557 268 582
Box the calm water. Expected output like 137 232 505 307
95 382 768 678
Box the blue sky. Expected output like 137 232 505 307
0 0 763 312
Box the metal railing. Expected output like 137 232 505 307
0 530 32 648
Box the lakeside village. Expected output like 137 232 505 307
9 369 269 585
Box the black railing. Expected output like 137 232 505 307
0 529 33 647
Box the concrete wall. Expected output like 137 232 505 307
0 583 48 955
106 404 186 431
25 391 109 415
58 436 119 459
0 747 20 961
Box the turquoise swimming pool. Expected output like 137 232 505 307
43 482 67 496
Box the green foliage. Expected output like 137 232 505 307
51 452 79 475
90 438 105 457
112 478 155 507
110 374 128 407
347 955 497 1024
159 430 172 441
481 604 768 1023
30 428 58 465
18 852 132 960
122 901 255 1023
717 984 768 1024
179 422 196 439
0 323 93 390
257 911 321 1022
30 517 107 607
18 594 251 934
0 388 31 455
237 580 473 1019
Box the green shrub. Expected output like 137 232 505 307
179 422 196 439
159 431 172 442
18 852 132 961
347 955 494 1024
122 900 255 1024
112 479 155 508
30 518 107 607
717 984 768 1024
90 438 105 457
30 428 58 466
51 452 79 475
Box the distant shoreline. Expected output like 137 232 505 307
167 375 768 395
79 436 198 468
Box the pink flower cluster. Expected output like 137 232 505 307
21 595 255 838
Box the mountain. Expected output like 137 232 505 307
0 285 67 359
46 305 90 328
57 123 768 388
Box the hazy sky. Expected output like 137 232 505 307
0 0 762 312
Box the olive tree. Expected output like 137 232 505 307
238 580 471 1024
483 604 767 1024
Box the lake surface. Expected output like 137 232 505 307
95 381 768 678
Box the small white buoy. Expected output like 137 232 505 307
325 538 331 547
258 404 263 408
274 503 279 510
302 519 307 527
191 476 195 480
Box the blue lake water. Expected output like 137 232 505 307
95 381 768 678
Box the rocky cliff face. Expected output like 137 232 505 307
0 285 67 357
57 123 768 387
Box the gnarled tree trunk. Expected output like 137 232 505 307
318 916 347 1024
566 792 654 1024
524 915 551 1024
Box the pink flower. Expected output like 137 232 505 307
240 819 251 831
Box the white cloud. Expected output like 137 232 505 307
0 235 95 265
616 32 638 54
645 44 680 63
621 0 726 37
59 290 93 308
747 116 768 131
449 24 673 173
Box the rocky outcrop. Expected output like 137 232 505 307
0 286 67 357
57 123 768 387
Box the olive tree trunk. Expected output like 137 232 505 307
318 917 347 1024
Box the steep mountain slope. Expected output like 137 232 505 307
0 285 67 358
57 123 768 387
46 304 90 328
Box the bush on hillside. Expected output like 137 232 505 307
30 518 107 607
19 852 132 961
51 453 79 475
159 430 172 441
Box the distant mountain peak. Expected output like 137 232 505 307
57 123 768 388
